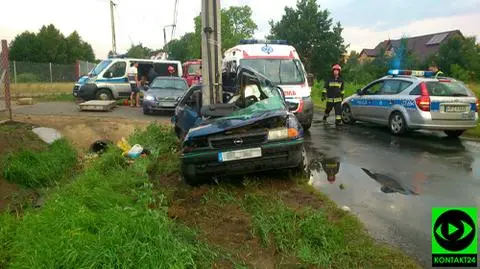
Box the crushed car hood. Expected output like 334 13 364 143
185 97 288 140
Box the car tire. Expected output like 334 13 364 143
293 145 308 176
389 111 407 135
95 89 113 100
444 130 465 138
342 104 355 124
302 121 312 131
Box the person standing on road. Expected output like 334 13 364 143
128 62 140 107
428 62 445 78
322 64 344 125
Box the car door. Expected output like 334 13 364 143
377 79 413 123
175 87 203 137
103 60 129 98
351 80 384 121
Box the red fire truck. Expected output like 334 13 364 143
182 59 202 87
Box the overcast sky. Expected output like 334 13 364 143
1 0 479 59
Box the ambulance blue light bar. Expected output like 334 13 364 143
388 70 435 77
239 39 288 45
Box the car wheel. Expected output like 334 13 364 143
389 112 407 135
95 89 113 100
444 130 465 138
302 121 312 131
143 107 150 115
342 104 355 124
293 145 308 176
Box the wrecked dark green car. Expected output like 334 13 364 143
171 67 307 185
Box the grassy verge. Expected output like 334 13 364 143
0 124 227 268
11 82 73 94
3 139 77 188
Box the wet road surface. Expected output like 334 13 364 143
305 117 480 268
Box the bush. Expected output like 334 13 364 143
3 139 77 188
15 73 41 83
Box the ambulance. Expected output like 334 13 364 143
222 39 314 130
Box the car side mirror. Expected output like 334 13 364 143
357 89 364 95
104 71 112 78
307 73 314 87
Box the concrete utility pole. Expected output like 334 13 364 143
201 0 222 105
110 0 117 55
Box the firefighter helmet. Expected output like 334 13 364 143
332 64 342 71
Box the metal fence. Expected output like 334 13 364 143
78 60 96 78
9 61 78 83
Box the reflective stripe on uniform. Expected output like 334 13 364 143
327 97 343 102
434 71 445 78
329 82 342 87
335 115 342 120
322 89 327 93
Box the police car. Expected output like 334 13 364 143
341 70 479 137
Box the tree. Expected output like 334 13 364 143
127 43 153 59
268 0 346 80
36 24 68 63
165 33 198 62
66 31 95 63
190 5 257 58
8 31 40 62
9 25 96 63
432 36 480 81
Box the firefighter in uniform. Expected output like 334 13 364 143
428 62 445 78
321 157 340 184
322 64 344 125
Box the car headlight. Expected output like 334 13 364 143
145 95 155 101
268 127 300 141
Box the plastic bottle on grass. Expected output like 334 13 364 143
127 144 144 159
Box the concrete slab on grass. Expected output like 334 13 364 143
79 100 116 112
32 127 63 144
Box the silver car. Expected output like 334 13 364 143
341 72 479 137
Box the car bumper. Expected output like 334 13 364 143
409 114 478 130
181 139 304 178
143 100 178 111
76 83 97 100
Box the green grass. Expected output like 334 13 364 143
311 80 362 109
242 191 419 268
3 139 77 188
32 93 76 102
0 125 220 269
11 82 73 94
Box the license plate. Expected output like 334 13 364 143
445 106 467 112
159 102 175 107
218 148 262 162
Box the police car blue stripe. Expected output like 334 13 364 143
350 99 417 109
95 78 127 83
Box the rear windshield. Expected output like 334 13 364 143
151 78 187 90
422 81 473 97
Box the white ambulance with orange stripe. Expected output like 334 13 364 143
222 39 314 130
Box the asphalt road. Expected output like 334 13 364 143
12 101 172 121
306 118 480 268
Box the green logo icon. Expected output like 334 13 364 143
432 207 478 267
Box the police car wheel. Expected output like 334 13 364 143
95 89 113 100
342 105 355 124
389 112 407 135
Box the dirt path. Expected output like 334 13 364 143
13 114 167 152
